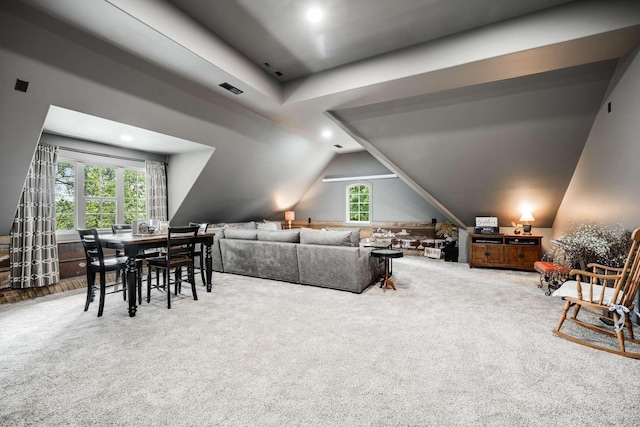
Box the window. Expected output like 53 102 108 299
55 157 146 233
84 165 117 228
346 183 371 223
55 161 76 231
124 169 147 224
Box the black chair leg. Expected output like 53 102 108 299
137 263 143 305
85 271 95 311
147 268 152 303
199 253 205 285
98 270 106 317
166 269 171 309
191 265 198 301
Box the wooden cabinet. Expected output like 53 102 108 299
469 234 541 271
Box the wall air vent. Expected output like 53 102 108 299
219 82 243 95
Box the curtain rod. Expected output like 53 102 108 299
57 145 166 164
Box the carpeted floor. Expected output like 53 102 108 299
1 257 639 426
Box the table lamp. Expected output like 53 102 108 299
285 211 295 229
520 211 535 235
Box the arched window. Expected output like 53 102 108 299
346 183 371 223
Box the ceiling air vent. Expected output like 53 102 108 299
263 61 284 78
219 82 243 95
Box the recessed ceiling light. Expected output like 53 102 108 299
120 134 133 141
321 130 333 139
306 8 323 23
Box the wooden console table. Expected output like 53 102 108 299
469 234 542 272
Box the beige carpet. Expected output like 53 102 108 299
1 257 639 426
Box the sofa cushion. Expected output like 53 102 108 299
258 229 300 243
257 222 278 231
299 228 352 247
255 241 299 282
223 228 258 240
263 219 282 230
219 239 258 276
225 221 257 229
325 227 360 247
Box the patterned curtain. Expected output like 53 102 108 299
10 144 60 288
146 160 167 221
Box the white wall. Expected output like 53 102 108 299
554 44 640 235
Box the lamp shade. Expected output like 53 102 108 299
284 211 295 221
519 211 535 223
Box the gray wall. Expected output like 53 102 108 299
294 152 443 223
0 5 333 234
554 44 640 235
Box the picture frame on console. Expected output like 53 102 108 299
474 216 500 235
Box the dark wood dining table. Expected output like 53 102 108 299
100 232 215 317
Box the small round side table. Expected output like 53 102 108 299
371 249 403 292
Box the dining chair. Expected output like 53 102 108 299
111 223 162 303
78 228 135 317
189 222 209 285
146 225 199 309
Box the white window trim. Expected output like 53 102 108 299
345 182 372 225
56 154 146 242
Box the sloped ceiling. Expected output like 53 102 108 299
332 61 616 228
2 0 640 233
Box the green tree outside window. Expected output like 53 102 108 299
55 161 75 230
124 169 146 223
347 184 371 223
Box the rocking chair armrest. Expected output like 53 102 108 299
569 269 623 282
585 262 624 273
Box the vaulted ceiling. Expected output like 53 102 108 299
5 0 640 229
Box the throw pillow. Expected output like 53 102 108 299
262 219 282 230
299 228 352 247
257 222 278 231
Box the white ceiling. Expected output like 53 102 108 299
21 0 640 153
43 106 210 154
170 0 575 81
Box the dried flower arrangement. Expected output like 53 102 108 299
551 223 632 269
435 222 458 242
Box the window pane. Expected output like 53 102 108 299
347 184 371 223
103 200 116 213
55 161 75 230
84 165 116 197
85 200 116 229
124 169 146 224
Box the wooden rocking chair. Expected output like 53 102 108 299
552 227 640 358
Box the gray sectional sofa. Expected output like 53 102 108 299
208 226 380 293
